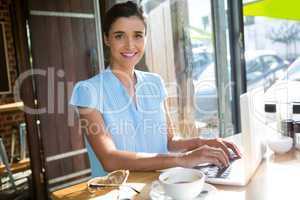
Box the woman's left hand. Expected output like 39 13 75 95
201 138 242 159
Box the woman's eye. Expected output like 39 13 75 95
135 34 143 39
115 34 123 39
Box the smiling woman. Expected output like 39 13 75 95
70 1 241 177
0 22 11 94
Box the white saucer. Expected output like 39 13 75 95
149 181 217 200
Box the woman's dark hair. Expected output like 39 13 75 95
103 1 146 36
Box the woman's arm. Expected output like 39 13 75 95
78 108 229 172
79 107 185 172
165 101 242 158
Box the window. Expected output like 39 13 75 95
142 0 235 138
243 0 300 91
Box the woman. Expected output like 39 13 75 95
70 1 241 177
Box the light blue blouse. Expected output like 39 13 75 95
69 68 169 177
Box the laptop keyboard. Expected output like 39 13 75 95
193 150 240 179
194 163 232 178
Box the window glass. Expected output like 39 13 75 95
261 55 280 70
246 59 263 84
243 1 300 91
142 0 234 138
188 0 219 137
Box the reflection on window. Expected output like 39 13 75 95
244 16 300 90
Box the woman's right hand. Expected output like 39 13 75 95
180 145 230 168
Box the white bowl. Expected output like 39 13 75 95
268 135 293 154
159 168 205 200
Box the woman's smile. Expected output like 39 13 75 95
120 52 138 59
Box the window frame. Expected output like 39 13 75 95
226 0 246 134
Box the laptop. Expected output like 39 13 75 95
194 87 266 186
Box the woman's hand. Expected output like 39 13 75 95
202 138 242 159
180 145 230 168
179 138 242 168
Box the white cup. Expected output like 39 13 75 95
159 168 205 200
268 135 293 154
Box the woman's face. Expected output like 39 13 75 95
104 16 146 70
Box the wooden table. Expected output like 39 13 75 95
52 149 300 200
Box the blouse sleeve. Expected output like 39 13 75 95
69 81 103 112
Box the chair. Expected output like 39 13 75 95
0 137 31 199
0 138 16 190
